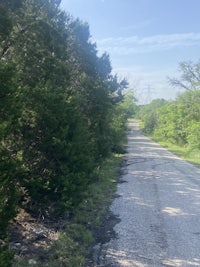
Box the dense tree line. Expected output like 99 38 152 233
138 99 168 134
139 60 200 150
153 91 200 147
0 1 135 264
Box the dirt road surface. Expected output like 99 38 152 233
94 120 200 267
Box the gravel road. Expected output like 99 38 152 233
95 119 200 267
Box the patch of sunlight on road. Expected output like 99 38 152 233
107 249 147 267
118 259 147 267
187 187 200 193
162 207 191 216
163 258 200 266
124 195 153 208
175 190 188 195
106 249 148 267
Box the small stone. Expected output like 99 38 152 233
28 259 37 265
12 243 21 250
15 242 21 247
34 229 44 236
21 246 28 252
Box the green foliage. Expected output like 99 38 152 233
0 244 13 267
156 59 200 151
186 121 200 149
48 226 92 267
138 99 168 134
74 154 122 226
13 154 123 267
0 62 21 265
48 153 123 267
110 90 137 153
169 60 200 91
139 88 200 163
0 0 130 262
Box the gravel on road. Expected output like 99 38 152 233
94 120 200 267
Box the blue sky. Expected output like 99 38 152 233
61 0 200 103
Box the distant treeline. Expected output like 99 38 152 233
0 0 136 264
139 89 200 149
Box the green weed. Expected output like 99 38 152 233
13 153 123 267
152 136 200 167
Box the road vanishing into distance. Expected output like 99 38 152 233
94 120 200 267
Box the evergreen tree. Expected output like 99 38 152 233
0 0 129 263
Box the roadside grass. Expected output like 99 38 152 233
50 153 123 267
151 136 200 168
13 153 123 267
138 120 200 168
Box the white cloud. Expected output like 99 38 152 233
118 20 152 32
112 65 181 104
94 33 200 103
96 33 200 55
